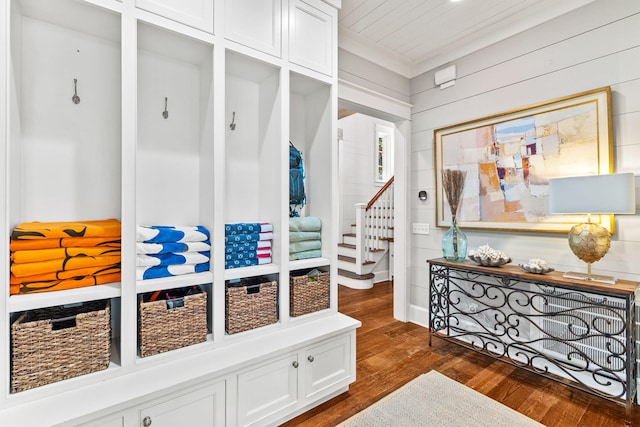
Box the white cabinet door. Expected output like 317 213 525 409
236 353 299 426
136 0 214 33
224 0 282 57
289 0 334 75
304 334 352 399
138 382 225 427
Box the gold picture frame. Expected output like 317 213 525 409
434 87 613 233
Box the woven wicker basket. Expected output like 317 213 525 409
226 278 278 334
290 271 330 317
138 292 207 357
11 300 111 393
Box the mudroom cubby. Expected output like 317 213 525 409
224 50 282 278
289 71 333 271
1 1 359 425
135 20 214 295
5 0 124 394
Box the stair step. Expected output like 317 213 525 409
342 233 392 241
337 243 385 253
337 255 375 265
337 269 375 280
350 224 395 228
338 243 356 249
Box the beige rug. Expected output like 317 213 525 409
338 370 545 427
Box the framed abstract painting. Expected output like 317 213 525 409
434 87 613 233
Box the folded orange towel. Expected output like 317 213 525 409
10 272 121 295
11 247 121 264
11 218 121 240
9 264 121 285
11 255 121 277
10 237 121 251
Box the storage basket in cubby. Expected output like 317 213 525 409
226 277 278 334
138 290 207 358
11 299 111 393
290 270 330 317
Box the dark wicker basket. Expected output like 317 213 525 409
11 300 111 393
138 292 208 357
226 278 278 334
290 271 330 317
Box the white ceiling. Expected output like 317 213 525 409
338 0 596 78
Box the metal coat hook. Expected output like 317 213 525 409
72 79 80 104
229 112 236 130
162 97 169 119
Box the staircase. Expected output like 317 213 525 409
338 177 394 289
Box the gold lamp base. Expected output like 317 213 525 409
562 271 617 285
565 222 617 284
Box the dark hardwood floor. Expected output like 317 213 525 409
283 281 640 427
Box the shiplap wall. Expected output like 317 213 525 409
409 0 640 323
338 48 411 104
338 113 394 236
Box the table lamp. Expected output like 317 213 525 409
548 173 636 284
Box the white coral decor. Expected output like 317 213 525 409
468 244 511 266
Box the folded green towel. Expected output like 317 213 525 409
289 231 321 242
289 240 322 253
289 249 322 261
289 216 321 232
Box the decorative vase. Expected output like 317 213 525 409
442 218 467 262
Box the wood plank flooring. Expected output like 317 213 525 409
282 281 640 427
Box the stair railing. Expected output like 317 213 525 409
355 177 394 269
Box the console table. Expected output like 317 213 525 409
428 258 638 411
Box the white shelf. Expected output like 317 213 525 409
289 257 331 271
9 283 121 313
224 264 281 281
136 272 213 294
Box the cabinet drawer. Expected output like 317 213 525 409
289 0 334 75
224 0 282 57
138 382 225 427
136 0 214 33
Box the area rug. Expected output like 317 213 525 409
338 370 544 427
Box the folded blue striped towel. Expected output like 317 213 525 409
225 232 273 244
137 240 211 255
137 262 210 280
225 249 271 262
225 257 271 269
225 222 273 235
136 251 210 267
137 225 210 243
225 240 271 254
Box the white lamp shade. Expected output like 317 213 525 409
549 173 636 214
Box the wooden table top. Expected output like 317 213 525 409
428 258 639 297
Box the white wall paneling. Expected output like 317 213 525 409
408 0 640 324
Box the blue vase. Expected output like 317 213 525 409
442 218 467 262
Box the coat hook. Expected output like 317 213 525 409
229 111 236 130
72 79 80 104
162 97 169 119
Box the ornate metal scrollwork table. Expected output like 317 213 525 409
428 258 639 412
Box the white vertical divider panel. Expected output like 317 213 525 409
120 6 137 369
281 66 291 325
0 0 8 410
212 42 226 344
329 82 339 311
